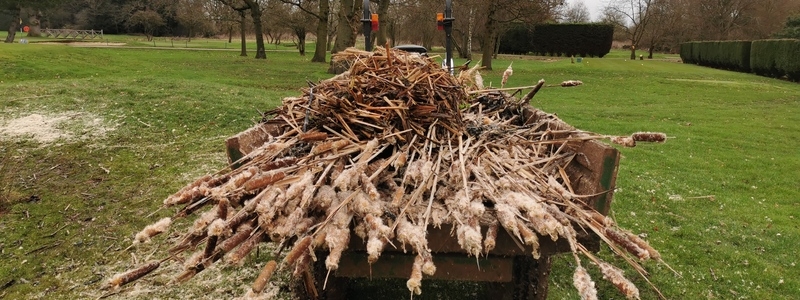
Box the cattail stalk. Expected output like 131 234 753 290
631 132 666 143
227 230 264 265
252 260 278 294
243 171 286 192
598 262 640 300
106 260 160 289
605 227 650 260
283 236 312 268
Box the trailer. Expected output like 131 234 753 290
225 105 620 300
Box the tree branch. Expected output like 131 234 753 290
217 0 250 12
278 0 323 20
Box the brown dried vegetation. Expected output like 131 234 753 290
109 47 669 298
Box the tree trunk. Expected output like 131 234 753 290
452 36 464 58
245 0 266 59
466 8 474 60
331 0 358 54
296 28 306 56
630 46 636 60
228 25 233 43
480 1 499 70
375 0 390 47
387 20 396 47
27 10 42 37
239 11 247 56
311 0 329 62
327 14 337 51
4 8 21 43
493 34 500 59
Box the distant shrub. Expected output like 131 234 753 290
498 23 613 58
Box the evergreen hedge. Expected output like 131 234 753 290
680 41 750 71
681 39 799 82
498 24 534 55
679 42 694 64
498 23 613 58
751 39 800 81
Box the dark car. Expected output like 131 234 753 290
392 44 428 56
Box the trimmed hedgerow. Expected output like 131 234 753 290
498 23 613 58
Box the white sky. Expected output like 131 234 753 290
569 0 606 22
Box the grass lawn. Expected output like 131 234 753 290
1 39 798 299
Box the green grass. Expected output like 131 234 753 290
1 30 307 52
1 39 799 299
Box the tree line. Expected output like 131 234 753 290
2 0 799 68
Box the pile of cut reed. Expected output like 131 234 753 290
106 47 671 299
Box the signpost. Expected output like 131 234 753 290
437 0 455 74
362 0 379 52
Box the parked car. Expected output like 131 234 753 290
392 44 428 56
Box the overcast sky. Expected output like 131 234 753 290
570 0 606 21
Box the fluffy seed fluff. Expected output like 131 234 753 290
599 262 640 300
406 255 424 295
207 218 229 237
456 222 483 257
611 136 636 148
134 217 171 244
573 266 598 300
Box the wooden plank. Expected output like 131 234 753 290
224 123 281 168
336 252 514 282
346 223 599 257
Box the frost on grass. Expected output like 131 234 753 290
0 111 116 144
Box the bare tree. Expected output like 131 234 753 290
207 0 240 43
640 0 678 57
176 0 213 40
692 0 752 40
390 0 437 50
26 9 43 37
605 0 654 60
478 0 560 70
2 1 22 43
750 0 800 39
561 0 591 23
2 0 58 43
274 1 315 55
218 0 267 59
278 0 332 62
128 10 166 40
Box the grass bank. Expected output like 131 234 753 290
0 41 798 299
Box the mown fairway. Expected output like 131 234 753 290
1 39 798 299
